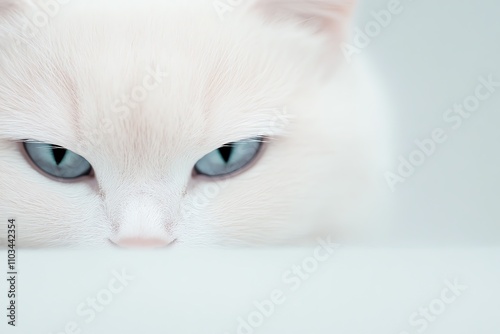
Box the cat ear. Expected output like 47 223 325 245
251 0 356 40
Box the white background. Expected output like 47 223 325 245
355 0 500 245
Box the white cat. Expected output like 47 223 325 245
0 0 392 247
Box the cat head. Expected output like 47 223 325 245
0 0 375 248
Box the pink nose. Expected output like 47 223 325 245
111 237 175 248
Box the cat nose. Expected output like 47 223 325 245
110 237 176 248
109 195 176 248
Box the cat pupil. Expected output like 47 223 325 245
218 144 233 163
52 147 67 165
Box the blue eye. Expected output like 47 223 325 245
195 137 263 177
23 142 92 179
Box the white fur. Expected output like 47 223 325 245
0 0 391 247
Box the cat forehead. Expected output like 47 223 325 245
0 1 321 157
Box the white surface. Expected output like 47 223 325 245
1 248 499 334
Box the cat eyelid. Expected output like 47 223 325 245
217 135 268 148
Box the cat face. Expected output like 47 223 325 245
0 0 384 248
